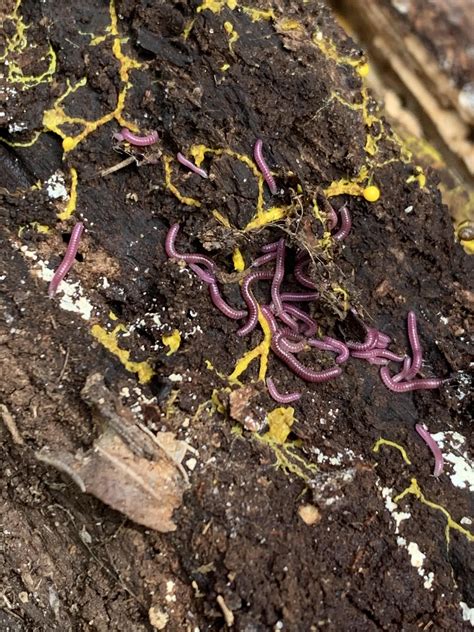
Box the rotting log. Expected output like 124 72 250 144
1 1 473 630
331 0 474 250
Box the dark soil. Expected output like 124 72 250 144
1 1 472 631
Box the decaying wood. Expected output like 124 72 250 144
333 0 474 180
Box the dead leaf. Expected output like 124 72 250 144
37 374 191 532
229 385 264 431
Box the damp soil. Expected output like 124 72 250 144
0 1 473 631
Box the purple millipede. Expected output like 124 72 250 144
272 332 342 383
48 222 84 297
415 423 444 477
266 377 301 403
392 356 412 383
177 152 208 179
281 304 317 337
326 206 339 231
346 327 378 351
260 305 278 335
308 337 349 364
238 270 273 337
321 337 350 364
261 241 280 253
366 357 389 366
270 239 286 315
165 224 216 273
254 139 278 195
351 349 406 363
276 310 300 332
114 128 159 146
403 311 423 380
332 206 352 242
209 283 247 320
376 331 392 348
280 291 319 302
188 263 215 284
252 252 277 267
279 335 307 354
293 254 317 289
379 366 445 392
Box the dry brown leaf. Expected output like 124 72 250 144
37 374 191 532
229 385 264 432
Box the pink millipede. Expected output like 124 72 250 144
272 332 342 383
281 304 318 337
48 222 84 297
266 377 301 403
404 311 423 380
208 283 247 320
294 254 317 290
376 332 392 348
261 241 280 253
238 270 274 337
350 349 406 363
254 139 278 195
252 251 277 267
392 355 412 383
279 335 307 354
177 152 208 179
165 223 215 273
379 366 445 392
332 206 352 242
114 128 159 146
189 263 215 284
270 239 286 315
326 206 339 231
346 327 378 351
415 423 444 477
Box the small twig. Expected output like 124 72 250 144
0 404 24 445
217 595 235 627
57 346 70 383
99 156 136 177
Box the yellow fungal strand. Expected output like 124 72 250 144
311 31 366 73
41 1 140 153
228 308 271 383
394 478 474 545
0 130 42 147
91 324 154 384
197 0 237 14
163 156 201 207
182 19 196 40
224 21 239 52
57 167 78 221
242 7 275 21
162 329 181 356
357 62 369 77
1 0 56 89
254 434 318 482
265 406 295 445
244 205 288 231
406 166 426 189
277 18 303 31
324 179 364 199
189 144 285 230
331 285 350 312
232 248 245 272
372 438 412 465
29 222 50 234
212 209 232 228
